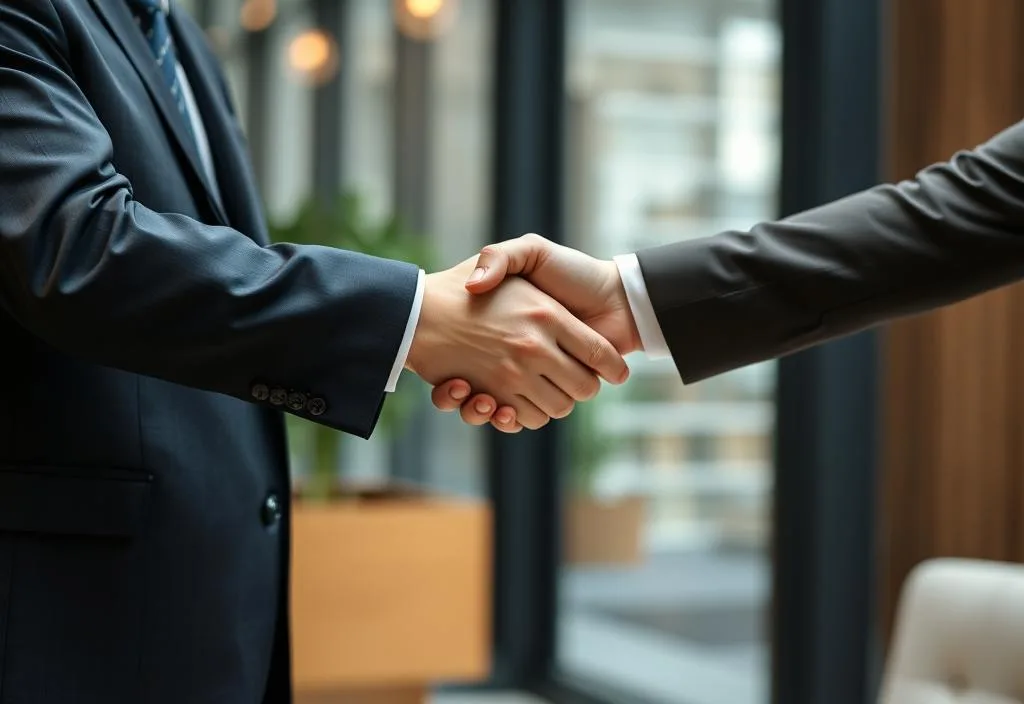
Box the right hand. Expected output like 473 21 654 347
406 255 629 430
467 233 641 354
431 234 642 429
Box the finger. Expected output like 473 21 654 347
493 405 518 427
521 375 576 421
431 379 472 412
458 394 500 426
477 404 521 433
553 311 630 385
538 346 602 402
466 233 552 294
510 395 551 431
491 416 523 433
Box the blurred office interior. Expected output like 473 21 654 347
174 0 1024 702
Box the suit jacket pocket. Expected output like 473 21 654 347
0 466 153 538
0 466 152 702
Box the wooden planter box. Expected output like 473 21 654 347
563 495 646 565
290 484 492 703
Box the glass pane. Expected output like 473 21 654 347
334 0 494 495
421 0 494 496
341 0 396 221
334 0 398 483
558 1 781 703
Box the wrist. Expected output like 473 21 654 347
405 271 460 380
612 253 672 359
405 274 435 377
604 260 643 355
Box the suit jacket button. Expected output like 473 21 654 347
251 383 270 402
261 494 282 527
307 397 327 416
269 388 287 406
287 391 307 411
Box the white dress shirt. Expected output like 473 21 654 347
175 63 423 393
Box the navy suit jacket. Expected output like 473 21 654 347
0 1 418 702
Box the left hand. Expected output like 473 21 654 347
431 378 522 433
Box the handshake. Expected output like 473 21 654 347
404 233 643 433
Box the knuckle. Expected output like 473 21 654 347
586 337 612 369
525 305 554 326
512 330 545 356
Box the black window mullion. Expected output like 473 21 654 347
486 0 568 689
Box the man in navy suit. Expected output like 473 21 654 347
0 2 629 702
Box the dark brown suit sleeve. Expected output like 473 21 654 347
636 119 1024 384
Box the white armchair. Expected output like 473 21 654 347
880 558 1024 704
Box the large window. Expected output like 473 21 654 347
421 0 494 495
156 3 885 701
557 1 781 702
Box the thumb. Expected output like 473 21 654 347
465 233 552 294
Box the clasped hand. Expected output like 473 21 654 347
405 234 642 432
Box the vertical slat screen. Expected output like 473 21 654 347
882 0 1024 637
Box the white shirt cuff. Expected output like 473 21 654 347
613 253 672 360
385 268 425 392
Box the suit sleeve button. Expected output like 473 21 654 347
269 388 287 406
251 383 270 402
261 493 282 527
307 397 327 416
287 391 307 411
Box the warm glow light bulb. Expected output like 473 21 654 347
394 0 457 40
286 30 339 85
404 0 444 20
240 0 276 32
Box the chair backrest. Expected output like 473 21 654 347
880 558 1024 704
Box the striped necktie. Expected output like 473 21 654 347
124 0 198 150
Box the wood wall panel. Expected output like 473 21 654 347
881 0 1024 637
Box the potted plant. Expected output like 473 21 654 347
563 398 646 566
270 193 492 703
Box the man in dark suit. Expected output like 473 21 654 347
0 1 631 702
433 119 1024 429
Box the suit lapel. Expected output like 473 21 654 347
87 0 229 227
170 11 270 244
